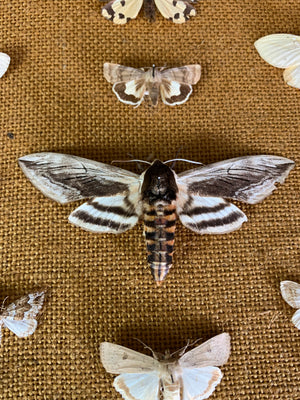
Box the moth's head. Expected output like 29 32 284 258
141 160 178 204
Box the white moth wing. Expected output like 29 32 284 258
280 281 300 308
255 34 300 68
69 184 142 234
0 52 10 78
177 155 294 204
18 153 140 204
179 333 231 368
100 342 161 373
180 366 223 400
102 0 143 24
160 80 193 106
114 372 160 400
176 195 247 234
292 309 300 329
154 0 196 23
283 64 300 89
2 319 37 338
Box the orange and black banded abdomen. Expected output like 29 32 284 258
143 202 177 284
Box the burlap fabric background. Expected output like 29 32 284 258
0 0 299 399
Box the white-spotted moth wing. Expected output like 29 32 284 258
100 333 230 400
103 63 201 107
280 281 300 329
104 63 147 106
19 153 294 284
255 34 300 89
0 52 10 78
159 65 201 106
102 0 143 24
175 155 294 235
18 152 142 234
0 291 45 343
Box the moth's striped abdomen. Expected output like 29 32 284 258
143 202 177 285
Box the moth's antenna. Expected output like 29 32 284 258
134 338 158 359
170 338 202 357
1 296 9 312
164 158 204 167
112 159 151 165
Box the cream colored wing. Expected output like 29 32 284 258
280 281 300 308
0 52 10 78
104 63 145 84
102 0 143 24
160 65 201 85
100 342 161 373
255 34 300 68
283 65 300 89
292 309 300 329
179 333 231 368
114 372 160 400
180 367 223 400
154 0 196 23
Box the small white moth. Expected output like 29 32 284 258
254 34 300 89
103 63 201 107
0 291 45 343
100 333 231 400
0 52 10 78
280 281 300 329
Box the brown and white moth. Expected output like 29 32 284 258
100 333 231 400
101 0 196 24
103 63 201 107
0 291 45 343
18 153 294 284
280 281 300 329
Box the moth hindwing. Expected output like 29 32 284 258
100 333 231 400
280 281 300 329
255 34 300 89
101 0 196 24
103 63 201 107
18 153 294 284
0 291 46 344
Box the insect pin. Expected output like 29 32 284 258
100 333 231 400
103 63 201 107
0 291 45 344
18 153 294 284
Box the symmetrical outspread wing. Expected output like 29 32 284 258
177 155 294 204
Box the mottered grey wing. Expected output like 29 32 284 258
19 153 142 234
175 155 294 235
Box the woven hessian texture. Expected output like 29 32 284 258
0 0 299 399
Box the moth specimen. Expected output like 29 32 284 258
101 0 196 24
0 291 45 343
100 333 231 400
255 34 300 89
280 281 300 329
19 153 294 284
0 52 10 78
103 63 201 107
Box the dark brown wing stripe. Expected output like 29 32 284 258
187 211 244 231
180 202 230 216
88 201 138 218
72 210 131 231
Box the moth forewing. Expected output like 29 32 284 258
254 34 300 68
0 52 10 78
283 65 300 88
101 0 143 24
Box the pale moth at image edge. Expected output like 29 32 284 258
101 0 196 24
0 52 10 78
103 63 201 107
0 291 45 343
255 34 300 89
280 281 300 329
18 153 294 284
100 333 230 400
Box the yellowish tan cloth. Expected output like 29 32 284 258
0 0 299 398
